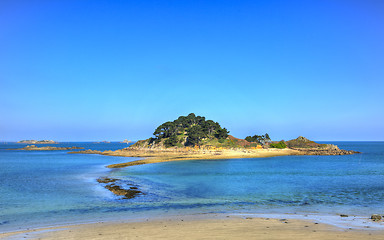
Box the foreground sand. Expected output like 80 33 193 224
2 215 383 240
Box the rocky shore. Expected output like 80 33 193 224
292 147 359 155
10 145 84 151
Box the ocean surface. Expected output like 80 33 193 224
1 141 384 232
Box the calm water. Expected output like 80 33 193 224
1 142 384 232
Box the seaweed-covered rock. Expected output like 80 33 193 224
104 184 142 199
96 177 117 183
371 214 382 221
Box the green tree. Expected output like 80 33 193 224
245 136 254 142
152 113 230 146
186 125 205 146
215 128 229 139
153 121 178 138
202 120 220 136
265 133 271 141
164 135 178 147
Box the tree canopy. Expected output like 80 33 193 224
245 133 271 145
153 113 229 146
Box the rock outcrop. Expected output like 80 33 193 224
285 136 359 155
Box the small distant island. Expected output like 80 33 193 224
121 139 133 143
70 113 359 168
17 140 57 144
10 145 84 151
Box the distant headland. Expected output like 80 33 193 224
17 140 57 144
70 113 359 168
11 145 84 151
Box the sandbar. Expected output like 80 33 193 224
70 148 301 168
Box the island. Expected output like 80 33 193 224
10 145 84 151
17 140 57 144
70 113 359 169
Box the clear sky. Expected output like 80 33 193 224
1 0 383 141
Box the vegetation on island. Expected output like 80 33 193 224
131 113 288 149
129 114 350 153
286 136 327 148
145 113 229 147
269 141 287 149
245 133 271 145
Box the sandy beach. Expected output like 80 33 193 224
83 148 301 168
2 214 383 240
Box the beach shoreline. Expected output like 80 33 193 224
2 213 384 240
70 147 355 168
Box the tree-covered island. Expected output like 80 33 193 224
68 114 361 198
70 113 360 169
130 113 351 151
133 113 271 149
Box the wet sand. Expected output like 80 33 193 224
2 214 383 240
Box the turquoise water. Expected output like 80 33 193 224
1 142 384 232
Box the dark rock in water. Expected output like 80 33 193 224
104 184 142 199
96 176 143 199
97 177 117 184
340 214 348 217
371 214 382 221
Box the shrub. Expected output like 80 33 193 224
270 141 287 149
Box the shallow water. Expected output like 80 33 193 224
0 142 383 232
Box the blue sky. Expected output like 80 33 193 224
1 0 383 141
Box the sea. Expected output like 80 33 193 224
1 141 384 232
